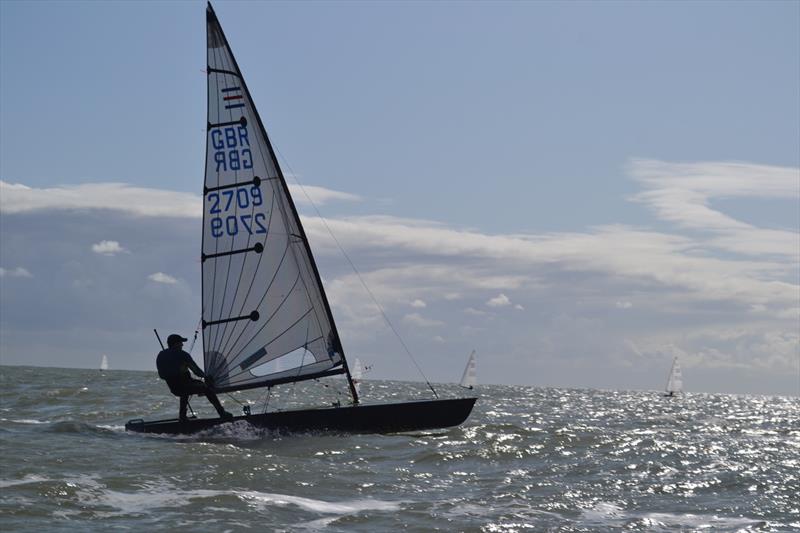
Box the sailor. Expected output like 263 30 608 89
156 334 232 421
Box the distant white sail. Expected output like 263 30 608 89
665 356 683 395
352 358 363 396
460 350 477 388
100 355 109 371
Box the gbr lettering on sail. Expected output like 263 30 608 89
207 123 266 238
211 125 252 172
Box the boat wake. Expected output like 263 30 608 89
45 420 120 436
1 473 403 522
188 419 282 441
580 502 767 530
238 490 401 514
1 417 126 437
0 417 49 425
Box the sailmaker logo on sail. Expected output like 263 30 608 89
221 86 244 109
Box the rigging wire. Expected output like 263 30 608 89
273 150 439 399
187 319 202 355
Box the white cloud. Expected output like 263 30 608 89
2 158 797 391
0 181 202 218
626 325 799 374
628 159 799 260
460 325 485 336
629 159 798 199
147 272 178 284
0 180 360 217
287 184 362 206
91 240 127 256
0 267 32 278
487 293 511 307
402 313 444 328
17 173 783 319
302 214 796 318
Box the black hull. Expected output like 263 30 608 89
125 397 477 435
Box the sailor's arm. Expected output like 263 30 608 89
183 352 205 378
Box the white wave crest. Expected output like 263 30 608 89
238 491 401 514
0 474 51 488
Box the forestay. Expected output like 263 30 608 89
202 6 346 394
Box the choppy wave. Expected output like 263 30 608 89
1 365 799 532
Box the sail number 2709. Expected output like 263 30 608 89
207 186 267 238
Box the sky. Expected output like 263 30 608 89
1 0 798 396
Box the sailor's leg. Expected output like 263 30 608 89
204 390 230 418
179 395 189 421
183 378 230 418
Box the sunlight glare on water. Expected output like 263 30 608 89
1 365 798 532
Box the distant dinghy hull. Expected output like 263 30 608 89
126 397 477 435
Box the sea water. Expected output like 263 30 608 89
0 365 798 532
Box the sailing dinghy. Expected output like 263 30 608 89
459 350 477 389
351 358 365 396
663 356 683 397
126 4 475 435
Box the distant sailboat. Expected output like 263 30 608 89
352 358 364 396
664 356 682 397
126 3 476 435
460 350 477 389
100 355 109 372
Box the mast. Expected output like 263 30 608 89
205 3 359 403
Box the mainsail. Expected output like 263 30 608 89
100 355 109 371
460 350 477 389
202 5 352 396
665 356 683 394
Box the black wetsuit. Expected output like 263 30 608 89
156 346 229 420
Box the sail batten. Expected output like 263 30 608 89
202 4 348 394
213 366 348 394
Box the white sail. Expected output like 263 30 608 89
352 358 363 396
665 356 683 394
202 7 346 393
100 355 109 371
460 350 477 388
